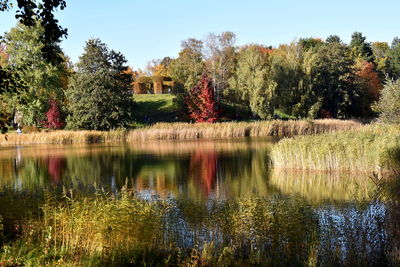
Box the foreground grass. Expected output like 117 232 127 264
0 119 361 145
271 123 400 173
0 185 397 266
0 189 318 266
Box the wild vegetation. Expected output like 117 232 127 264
271 124 400 173
0 119 361 145
2 2 400 267
0 186 396 266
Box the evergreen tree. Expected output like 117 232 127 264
388 37 400 79
66 39 134 130
349 32 373 62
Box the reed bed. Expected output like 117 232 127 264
0 189 319 266
0 119 361 145
1 188 393 266
271 123 400 173
0 130 128 145
126 119 361 141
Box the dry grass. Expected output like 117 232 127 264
0 120 361 145
0 130 128 145
127 119 361 141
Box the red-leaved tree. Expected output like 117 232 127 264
186 74 220 123
43 99 64 129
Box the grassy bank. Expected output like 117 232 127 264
134 94 182 123
0 119 361 145
271 124 400 173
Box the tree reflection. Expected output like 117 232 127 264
189 150 218 197
46 156 65 184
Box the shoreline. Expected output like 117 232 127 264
0 119 361 145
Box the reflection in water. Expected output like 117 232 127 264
0 138 274 199
270 170 377 204
189 150 218 197
0 138 399 265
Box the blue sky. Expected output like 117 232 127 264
1 0 399 69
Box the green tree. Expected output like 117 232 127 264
229 45 275 119
168 38 204 91
299 43 357 118
1 0 67 63
349 32 373 62
66 38 134 130
299 37 323 52
387 37 400 79
3 22 68 126
326 35 342 44
372 42 390 76
0 0 67 133
374 78 400 123
204 31 237 104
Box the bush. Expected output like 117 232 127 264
375 78 400 123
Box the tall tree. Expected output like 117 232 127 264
354 59 383 116
326 35 342 44
4 22 68 126
1 0 67 63
300 42 357 118
0 0 67 133
349 32 373 62
168 38 204 91
203 31 237 105
268 43 303 116
372 42 390 76
387 37 400 79
66 38 134 130
229 45 275 119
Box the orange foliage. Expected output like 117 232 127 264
258 46 274 55
356 61 383 101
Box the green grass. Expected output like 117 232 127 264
270 123 400 173
133 94 182 123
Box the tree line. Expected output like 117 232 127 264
163 32 400 121
1 20 400 130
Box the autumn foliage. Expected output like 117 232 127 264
186 74 220 123
43 99 64 129
356 60 383 101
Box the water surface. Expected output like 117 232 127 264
0 137 398 265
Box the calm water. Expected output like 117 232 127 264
0 137 399 265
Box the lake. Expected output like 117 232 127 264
0 137 398 265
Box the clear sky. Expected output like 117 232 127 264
1 0 399 69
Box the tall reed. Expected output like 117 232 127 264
271 123 400 173
0 187 394 266
126 119 361 141
0 120 361 145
